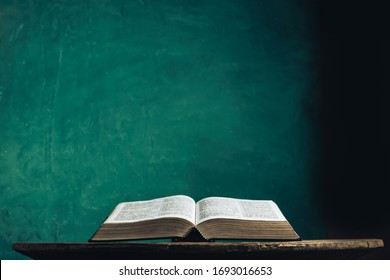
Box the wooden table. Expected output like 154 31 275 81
13 239 384 259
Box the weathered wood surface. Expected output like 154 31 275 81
13 239 384 260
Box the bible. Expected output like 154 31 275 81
89 195 300 241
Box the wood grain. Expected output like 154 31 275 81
13 239 384 260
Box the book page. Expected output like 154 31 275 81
104 195 196 224
196 197 287 224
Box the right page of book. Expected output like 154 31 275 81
195 197 287 224
104 195 196 224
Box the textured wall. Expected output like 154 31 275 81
0 0 325 259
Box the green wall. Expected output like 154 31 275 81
0 0 325 259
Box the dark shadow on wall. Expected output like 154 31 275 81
313 0 390 259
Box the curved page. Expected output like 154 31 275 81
105 195 196 224
196 197 286 224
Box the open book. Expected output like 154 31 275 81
89 195 300 241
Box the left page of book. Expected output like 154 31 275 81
104 195 196 224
